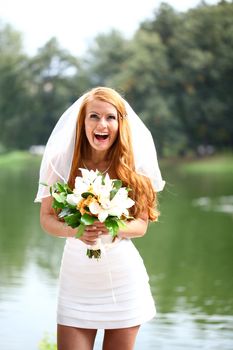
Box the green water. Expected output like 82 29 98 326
0 156 232 349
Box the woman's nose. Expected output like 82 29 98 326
98 117 107 127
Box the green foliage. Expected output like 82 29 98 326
179 153 233 174
64 212 82 228
0 22 32 149
85 29 131 86
0 151 40 170
105 217 124 237
76 223 85 238
38 333 57 350
26 38 82 147
0 2 232 155
80 213 96 226
86 248 101 259
110 180 122 200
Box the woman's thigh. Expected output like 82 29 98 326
57 324 97 350
102 325 140 350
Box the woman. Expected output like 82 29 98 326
35 87 165 350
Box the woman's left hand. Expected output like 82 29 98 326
92 221 109 235
79 221 109 245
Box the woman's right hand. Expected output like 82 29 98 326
75 221 108 245
41 197 109 243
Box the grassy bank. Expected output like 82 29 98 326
161 153 233 175
0 151 41 169
179 154 233 174
1 151 232 175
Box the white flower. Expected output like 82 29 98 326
98 209 109 223
88 184 135 222
92 173 112 197
73 169 98 196
89 201 109 222
89 201 101 215
110 187 135 211
79 168 99 185
71 169 135 223
108 205 124 217
74 176 90 194
66 193 82 206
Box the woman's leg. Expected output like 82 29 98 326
57 324 97 350
102 325 140 350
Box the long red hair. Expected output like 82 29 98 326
68 87 158 221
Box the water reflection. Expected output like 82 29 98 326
0 159 233 349
192 195 233 215
0 163 64 285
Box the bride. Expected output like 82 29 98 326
35 86 165 350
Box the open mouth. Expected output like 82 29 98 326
94 132 109 141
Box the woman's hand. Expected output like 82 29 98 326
78 221 109 245
117 215 149 239
41 197 109 241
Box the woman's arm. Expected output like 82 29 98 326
40 196 76 238
40 196 108 244
118 212 149 239
40 197 148 241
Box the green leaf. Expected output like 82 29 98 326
86 248 92 257
104 218 119 237
86 249 101 259
116 219 127 229
52 192 66 203
75 223 85 238
64 212 81 228
58 207 72 218
66 186 73 194
52 198 65 209
110 189 118 200
57 182 66 193
93 249 101 259
110 180 123 199
113 179 122 190
101 174 106 185
81 192 95 198
80 213 96 226
65 203 78 211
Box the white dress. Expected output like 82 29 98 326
57 236 156 329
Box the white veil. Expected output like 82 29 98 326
34 93 165 202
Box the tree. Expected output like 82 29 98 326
136 1 233 153
25 38 82 146
109 28 182 156
166 1 233 150
84 30 131 87
0 22 31 149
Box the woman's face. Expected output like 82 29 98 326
84 99 119 154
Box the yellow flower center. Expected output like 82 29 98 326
77 195 98 216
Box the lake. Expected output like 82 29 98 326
0 155 232 350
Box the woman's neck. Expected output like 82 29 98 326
85 150 110 165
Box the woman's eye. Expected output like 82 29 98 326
108 115 117 120
90 114 99 119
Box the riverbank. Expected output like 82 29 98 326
1 151 233 174
0 151 41 169
160 152 233 175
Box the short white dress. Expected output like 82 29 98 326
57 236 156 329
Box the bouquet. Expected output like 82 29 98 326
50 168 135 259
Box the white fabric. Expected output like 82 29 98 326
57 237 156 329
124 100 165 192
34 94 165 202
